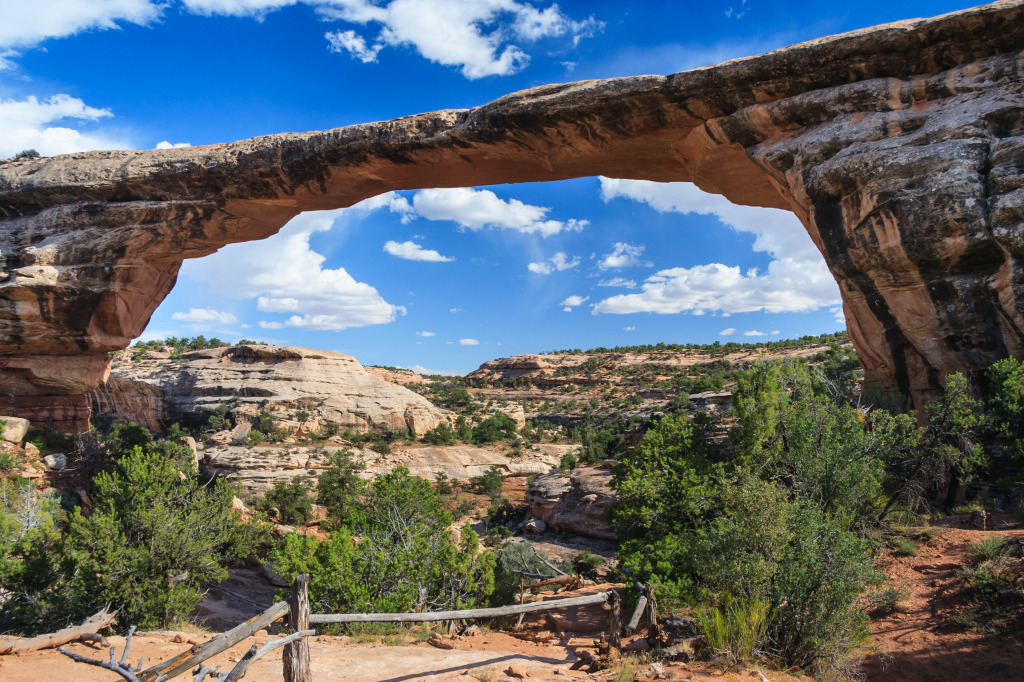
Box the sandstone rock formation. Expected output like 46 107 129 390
89 344 451 436
2 2 1024 428
199 442 573 493
527 465 617 541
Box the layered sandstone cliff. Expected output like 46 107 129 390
89 344 451 436
2 1 1024 428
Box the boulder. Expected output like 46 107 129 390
43 453 66 470
0 417 30 444
527 466 617 541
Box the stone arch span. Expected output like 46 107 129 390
1 0 1023 431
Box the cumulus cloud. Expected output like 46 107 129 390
720 327 736 336
320 0 602 79
171 307 239 325
598 277 637 288
744 330 766 337
528 252 580 275
411 188 586 237
156 141 191 149
458 338 480 345
623 326 635 331
0 94 128 158
183 200 405 331
0 0 161 57
560 295 589 312
449 307 464 313
598 242 652 270
383 240 454 262
416 330 436 337
0 1 599 80
593 179 840 316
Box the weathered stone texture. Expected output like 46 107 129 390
89 344 451 436
2 1 1024 426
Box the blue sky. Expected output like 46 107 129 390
0 0 983 374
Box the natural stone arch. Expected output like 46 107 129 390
1 0 1022 431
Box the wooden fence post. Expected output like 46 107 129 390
606 591 621 649
283 573 311 682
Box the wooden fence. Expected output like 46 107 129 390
66 575 637 682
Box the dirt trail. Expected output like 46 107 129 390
862 516 1024 681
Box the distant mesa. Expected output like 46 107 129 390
2 0 1023 429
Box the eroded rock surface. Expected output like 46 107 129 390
3 2 1024 426
89 344 451 436
200 442 573 493
527 465 617 541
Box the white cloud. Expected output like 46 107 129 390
598 277 637 288
259 321 284 329
171 308 239 325
593 179 840 316
383 240 454 262
0 94 128 158
449 307 464 313
156 141 191 149
598 242 652 270
325 28 381 62
770 330 780 335
831 306 846 325
416 331 436 337
744 330 766 337
623 326 635 331
183 201 406 331
459 338 480 346
320 0 602 79
0 1 599 80
720 327 736 336
560 294 589 312
528 252 580 275
411 188 586 237
0 0 161 55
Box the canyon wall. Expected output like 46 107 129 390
1 1 1023 429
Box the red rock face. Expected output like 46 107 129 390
3 395 91 434
1 2 1023 430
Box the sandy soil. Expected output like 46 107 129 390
861 515 1024 681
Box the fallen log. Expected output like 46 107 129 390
310 591 612 624
139 599 290 682
0 606 115 655
526 575 583 592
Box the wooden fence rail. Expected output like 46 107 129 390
308 591 613 624
140 599 291 682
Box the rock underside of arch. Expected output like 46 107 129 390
1 1 1023 431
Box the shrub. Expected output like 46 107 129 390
868 584 910 616
558 452 578 472
434 471 454 495
13 149 40 159
472 412 517 444
269 466 494 617
0 481 63 633
64 448 267 629
470 466 504 497
570 551 603 581
694 594 770 665
256 478 315 525
968 538 1008 565
422 422 457 446
316 449 366 525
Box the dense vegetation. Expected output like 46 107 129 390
0 427 266 632
609 356 1023 675
268 465 495 620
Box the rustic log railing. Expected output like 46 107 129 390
62 575 629 682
